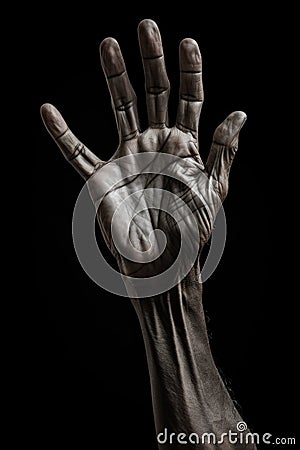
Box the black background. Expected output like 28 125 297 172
33 4 296 449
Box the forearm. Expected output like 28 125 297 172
131 271 254 449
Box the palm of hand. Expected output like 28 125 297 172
95 127 209 276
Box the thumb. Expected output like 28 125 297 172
205 111 247 201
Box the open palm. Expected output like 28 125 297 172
41 21 255 449
41 19 246 281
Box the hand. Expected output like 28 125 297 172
41 21 254 445
41 19 246 281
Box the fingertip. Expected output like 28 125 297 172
40 103 58 122
230 110 247 125
138 18 162 58
138 18 159 32
180 38 199 49
213 111 247 146
40 102 52 115
99 37 125 76
179 38 202 71
40 103 68 139
99 37 119 55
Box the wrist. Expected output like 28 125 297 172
119 258 203 300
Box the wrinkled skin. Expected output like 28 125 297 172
41 19 254 450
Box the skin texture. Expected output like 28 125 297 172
41 19 255 450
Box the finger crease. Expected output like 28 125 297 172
180 70 202 74
122 129 139 140
68 143 85 161
116 100 135 111
147 87 169 95
92 161 103 173
107 70 126 79
55 128 69 141
180 95 203 102
143 55 163 60
150 122 166 128
176 122 197 133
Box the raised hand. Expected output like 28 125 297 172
41 20 253 449
41 20 245 281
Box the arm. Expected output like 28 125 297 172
132 277 246 449
41 19 255 449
